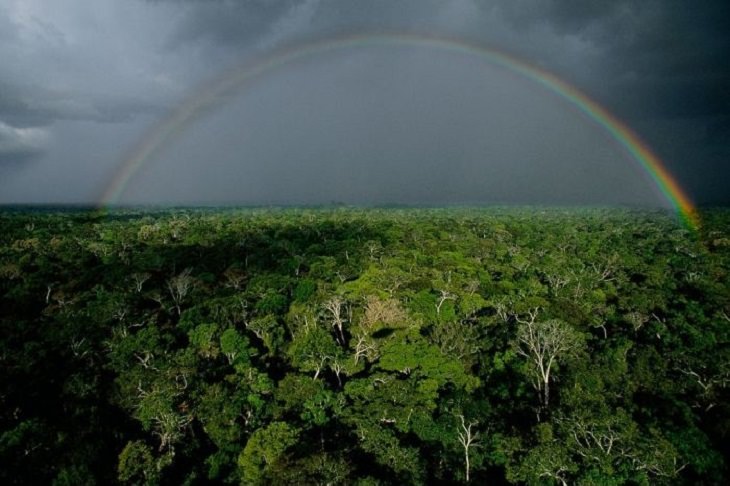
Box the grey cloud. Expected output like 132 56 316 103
488 1 730 117
163 0 301 48
161 0 492 50
119 47 664 207
0 6 19 42
0 0 187 129
0 121 49 163
0 80 167 127
492 0 634 35
156 1 730 121
607 77 729 120
0 0 727 204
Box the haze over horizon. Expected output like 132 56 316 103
0 1 728 207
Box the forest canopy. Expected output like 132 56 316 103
1 207 729 485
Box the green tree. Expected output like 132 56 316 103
238 422 299 484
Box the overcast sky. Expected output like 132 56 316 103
0 0 727 206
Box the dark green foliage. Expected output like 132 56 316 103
0 207 729 484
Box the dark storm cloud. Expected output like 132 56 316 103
155 0 730 122
0 0 727 203
491 1 730 117
161 0 301 48
0 1 184 130
478 0 729 202
157 0 484 49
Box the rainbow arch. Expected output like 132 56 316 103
99 33 699 229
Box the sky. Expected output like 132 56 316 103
0 0 728 207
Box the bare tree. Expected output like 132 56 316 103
515 308 583 410
153 411 193 453
223 267 246 290
457 415 481 483
365 240 381 260
167 268 194 315
361 296 408 329
545 273 571 293
590 257 617 283
677 364 730 411
625 311 650 332
312 355 329 381
70 337 89 359
331 359 344 387
134 351 158 370
494 298 511 323
558 413 622 461
324 296 347 345
353 334 378 364
436 289 456 316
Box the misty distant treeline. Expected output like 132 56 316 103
1 208 729 485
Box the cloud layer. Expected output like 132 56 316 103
0 121 49 162
0 0 727 204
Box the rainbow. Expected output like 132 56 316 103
99 33 699 229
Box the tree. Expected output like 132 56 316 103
117 441 161 485
238 422 299 484
323 296 348 345
457 414 481 483
514 309 583 410
436 289 456 317
130 272 151 293
512 442 576 486
1 208 729 485
219 328 249 365
287 326 340 381
166 267 194 315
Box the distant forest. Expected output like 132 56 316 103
1 208 728 485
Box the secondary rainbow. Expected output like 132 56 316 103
99 33 699 229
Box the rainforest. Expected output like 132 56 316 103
1 207 728 485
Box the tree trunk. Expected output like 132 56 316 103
465 449 470 482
